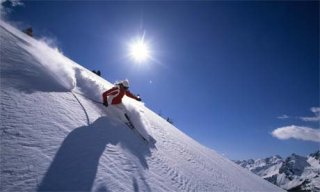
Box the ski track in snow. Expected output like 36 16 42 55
0 20 284 192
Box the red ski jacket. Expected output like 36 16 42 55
102 85 140 105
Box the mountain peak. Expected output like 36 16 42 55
235 151 319 191
309 150 320 160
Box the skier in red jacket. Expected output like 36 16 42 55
102 79 141 107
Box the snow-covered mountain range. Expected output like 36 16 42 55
0 20 284 192
235 151 320 191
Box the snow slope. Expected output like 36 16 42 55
0 20 284 192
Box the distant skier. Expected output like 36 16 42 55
24 27 33 37
102 79 141 107
92 70 101 76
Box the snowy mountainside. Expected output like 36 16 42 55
235 151 320 192
0 20 283 192
235 155 283 179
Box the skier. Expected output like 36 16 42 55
102 79 141 107
102 80 150 142
92 70 101 76
24 27 33 37
102 79 141 129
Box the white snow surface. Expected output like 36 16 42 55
0 20 284 192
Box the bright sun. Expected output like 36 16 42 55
129 36 150 63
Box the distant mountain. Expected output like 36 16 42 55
235 151 320 192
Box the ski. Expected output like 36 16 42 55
124 113 148 143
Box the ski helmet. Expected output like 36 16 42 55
121 79 129 88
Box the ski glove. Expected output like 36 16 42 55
136 96 142 101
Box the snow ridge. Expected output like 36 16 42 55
235 151 320 191
1 20 283 192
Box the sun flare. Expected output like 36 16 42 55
129 37 150 63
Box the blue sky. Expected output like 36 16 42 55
2 1 319 160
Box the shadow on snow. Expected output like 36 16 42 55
38 116 153 191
